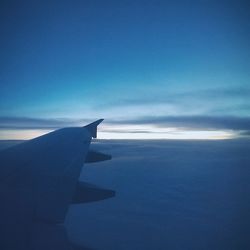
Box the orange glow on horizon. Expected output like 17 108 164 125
0 129 51 140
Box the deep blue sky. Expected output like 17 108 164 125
0 0 250 139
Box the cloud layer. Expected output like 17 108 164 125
107 115 250 131
1 115 250 139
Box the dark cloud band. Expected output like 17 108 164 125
107 116 250 132
1 116 250 138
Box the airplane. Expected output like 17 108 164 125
0 119 115 250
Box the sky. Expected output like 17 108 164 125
0 0 250 139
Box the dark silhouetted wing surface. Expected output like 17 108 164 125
0 119 104 250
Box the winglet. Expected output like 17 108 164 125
84 119 104 138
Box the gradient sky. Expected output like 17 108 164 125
0 0 250 139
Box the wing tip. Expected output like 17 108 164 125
84 119 104 138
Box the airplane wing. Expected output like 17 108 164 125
0 119 111 250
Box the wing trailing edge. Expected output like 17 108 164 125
84 119 104 138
